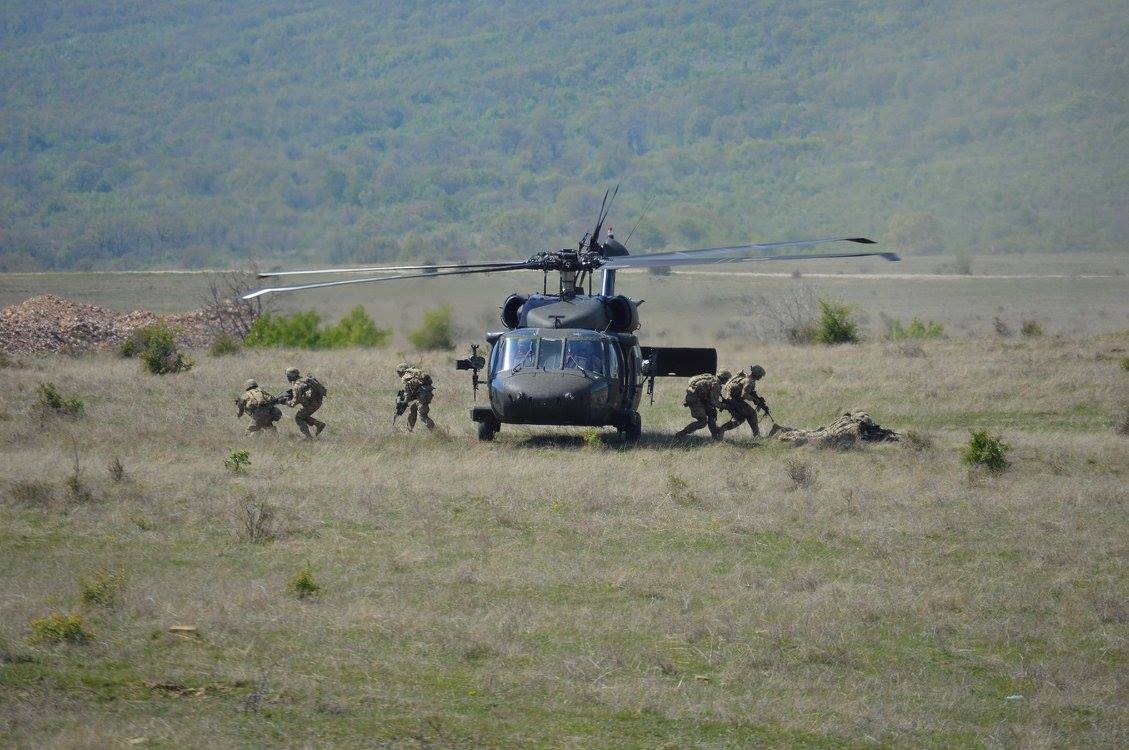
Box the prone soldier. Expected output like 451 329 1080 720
235 379 283 435
395 362 435 432
284 367 327 438
674 370 730 439
719 364 769 437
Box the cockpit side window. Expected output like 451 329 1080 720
607 342 621 379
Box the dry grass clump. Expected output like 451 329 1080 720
785 457 816 489
105 457 126 482
234 493 275 542
1116 408 1129 437
902 430 934 452
664 473 702 506
6 479 56 507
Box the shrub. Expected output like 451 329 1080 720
993 317 1012 337
581 427 603 449
963 429 1009 472
106 457 126 482
319 305 392 348
785 458 816 489
1020 319 1044 337
886 317 945 341
815 299 859 344
648 265 672 276
244 306 389 349
225 450 251 475
208 333 242 357
80 568 127 607
126 323 193 374
29 612 91 644
953 253 973 275
34 382 84 416
1121 357 1129 372
65 471 94 504
409 305 457 350
288 567 320 599
235 493 275 542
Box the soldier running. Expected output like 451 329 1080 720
235 379 282 435
674 370 730 439
284 367 327 438
719 364 769 437
395 362 435 432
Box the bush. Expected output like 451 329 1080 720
80 568 126 607
288 567 320 599
581 427 603 449
815 299 859 344
886 317 945 341
29 612 91 645
34 382 84 416
409 305 457 350
244 306 390 349
208 333 242 357
1121 357 1129 372
963 429 1009 472
1020 319 1044 337
993 317 1012 337
225 450 251 475
126 323 193 374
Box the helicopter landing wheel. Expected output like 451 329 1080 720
621 411 642 443
477 420 498 441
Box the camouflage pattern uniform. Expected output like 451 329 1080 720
674 371 727 439
235 379 282 435
286 367 327 438
396 362 435 432
719 365 768 437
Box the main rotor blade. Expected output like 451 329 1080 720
258 259 528 278
601 237 896 269
243 263 533 299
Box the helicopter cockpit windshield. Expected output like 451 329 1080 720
498 334 608 375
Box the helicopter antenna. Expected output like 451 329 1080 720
624 192 656 246
590 184 619 251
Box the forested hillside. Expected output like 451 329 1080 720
1 0 1125 270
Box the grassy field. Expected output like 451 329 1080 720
1 265 1128 747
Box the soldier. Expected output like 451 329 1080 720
674 370 730 439
284 367 327 438
395 362 435 432
235 379 282 436
719 364 769 437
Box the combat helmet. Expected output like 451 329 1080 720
749 364 766 379
285 367 300 381
243 379 258 391
717 369 732 382
395 362 410 376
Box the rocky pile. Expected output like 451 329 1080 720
0 294 222 354
768 412 899 448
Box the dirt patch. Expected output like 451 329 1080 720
0 294 222 354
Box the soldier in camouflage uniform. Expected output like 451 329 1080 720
235 379 282 435
396 362 435 432
719 364 769 437
674 370 730 439
285 367 327 438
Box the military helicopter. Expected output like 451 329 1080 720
246 189 899 441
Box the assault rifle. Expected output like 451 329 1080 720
393 389 408 424
268 389 294 407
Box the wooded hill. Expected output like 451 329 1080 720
1 0 1125 270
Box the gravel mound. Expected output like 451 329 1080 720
0 294 222 354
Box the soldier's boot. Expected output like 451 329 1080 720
707 415 723 440
311 418 326 436
422 416 435 431
748 413 761 437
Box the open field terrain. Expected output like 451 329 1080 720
1 264 1127 747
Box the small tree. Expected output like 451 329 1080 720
815 299 859 344
34 382 84 416
963 430 1009 473
409 305 457 350
128 323 193 374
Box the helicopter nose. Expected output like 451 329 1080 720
492 371 607 425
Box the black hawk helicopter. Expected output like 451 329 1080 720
246 189 899 441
